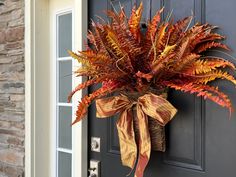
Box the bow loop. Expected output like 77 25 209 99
96 93 177 177
138 93 177 126
96 95 132 118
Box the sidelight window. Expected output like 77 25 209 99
56 11 73 177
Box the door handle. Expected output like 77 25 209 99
88 168 97 177
88 160 100 177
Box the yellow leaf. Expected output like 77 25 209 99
160 44 176 57
128 2 143 41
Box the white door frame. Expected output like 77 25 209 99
25 0 88 177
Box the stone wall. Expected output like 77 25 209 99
0 0 25 176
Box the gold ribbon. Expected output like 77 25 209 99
96 93 177 177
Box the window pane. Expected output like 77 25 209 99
58 13 72 57
59 60 72 103
58 152 72 177
59 106 72 149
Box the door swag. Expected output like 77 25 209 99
68 2 236 177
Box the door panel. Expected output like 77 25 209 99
163 93 205 171
88 1 236 177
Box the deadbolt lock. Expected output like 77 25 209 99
91 137 100 152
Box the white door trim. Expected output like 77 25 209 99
24 0 33 176
72 1 88 177
25 0 88 177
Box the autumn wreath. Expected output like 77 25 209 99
68 2 236 177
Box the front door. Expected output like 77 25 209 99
88 0 236 177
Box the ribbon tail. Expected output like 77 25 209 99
134 104 151 177
116 109 137 171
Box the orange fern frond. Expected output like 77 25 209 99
168 16 193 45
105 28 135 73
119 7 126 21
173 53 201 71
182 58 235 75
68 50 90 66
91 22 114 57
128 2 143 41
87 30 98 50
185 24 211 47
192 70 236 85
72 81 120 125
89 54 112 66
146 7 164 40
195 41 230 53
106 7 127 31
155 23 169 54
171 39 190 64
74 67 93 77
200 33 225 43
199 84 233 114
68 78 104 103
106 10 121 24
151 52 176 76
105 28 123 57
164 82 233 113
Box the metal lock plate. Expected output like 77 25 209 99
91 137 100 152
89 160 100 177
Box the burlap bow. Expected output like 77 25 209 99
96 93 177 177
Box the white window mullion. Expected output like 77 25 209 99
58 103 73 107
57 147 73 154
58 57 72 61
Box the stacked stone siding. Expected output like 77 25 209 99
0 0 25 176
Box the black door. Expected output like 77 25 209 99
88 0 236 177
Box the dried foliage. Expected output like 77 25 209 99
69 3 236 124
